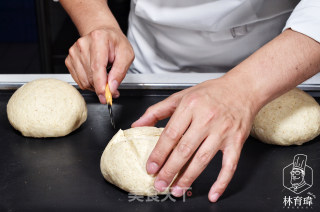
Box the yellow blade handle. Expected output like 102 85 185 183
105 84 112 106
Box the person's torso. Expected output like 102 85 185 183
127 0 300 73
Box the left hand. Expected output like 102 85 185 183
132 76 258 202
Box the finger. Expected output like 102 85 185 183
66 48 89 90
170 134 222 197
71 48 92 91
131 92 183 127
147 105 192 192
89 31 109 104
65 55 81 87
155 120 211 194
107 43 134 96
208 142 242 203
75 37 94 90
105 40 120 98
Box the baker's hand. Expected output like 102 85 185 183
65 27 134 103
132 77 257 202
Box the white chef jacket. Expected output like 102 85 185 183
126 0 320 74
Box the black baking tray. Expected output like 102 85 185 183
0 89 319 212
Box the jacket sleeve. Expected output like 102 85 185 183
283 0 320 43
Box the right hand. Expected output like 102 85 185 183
65 27 134 104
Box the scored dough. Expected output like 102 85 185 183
7 78 87 138
251 88 320 146
100 127 176 196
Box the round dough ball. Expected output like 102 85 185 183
100 127 176 196
7 78 87 138
251 88 320 146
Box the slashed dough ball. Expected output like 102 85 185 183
7 78 87 138
100 127 176 196
251 88 320 145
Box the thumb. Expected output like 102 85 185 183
108 46 134 98
132 93 182 127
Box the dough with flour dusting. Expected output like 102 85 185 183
100 127 177 196
7 78 87 138
251 88 320 145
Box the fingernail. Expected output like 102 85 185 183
154 180 168 192
98 94 106 104
110 80 119 94
210 192 220 202
147 162 159 174
171 186 183 197
114 91 120 98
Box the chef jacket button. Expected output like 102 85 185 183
231 25 248 38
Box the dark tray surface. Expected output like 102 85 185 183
0 90 319 212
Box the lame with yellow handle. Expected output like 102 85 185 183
105 84 113 106
105 84 115 129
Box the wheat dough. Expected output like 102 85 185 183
100 127 176 196
251 88 320 146
7 78 87 138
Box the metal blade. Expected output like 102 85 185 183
108 104 116 129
